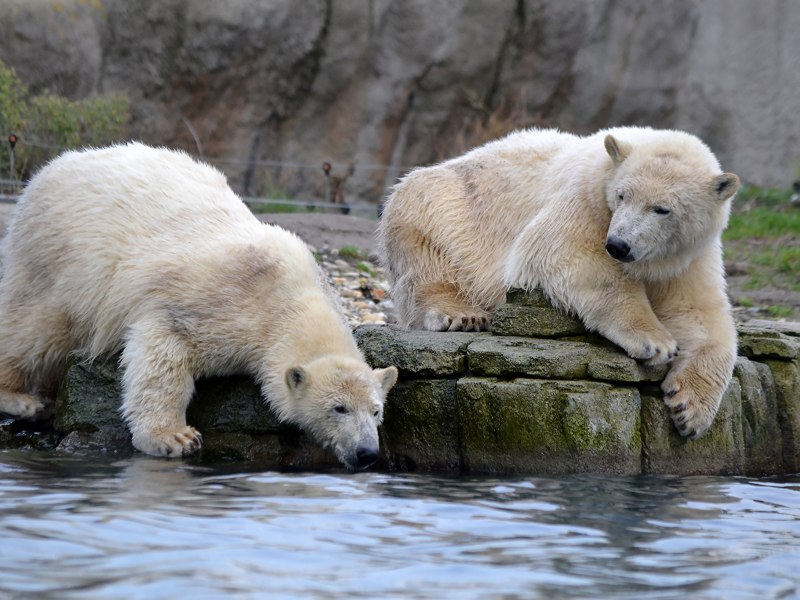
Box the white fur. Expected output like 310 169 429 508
0 143 397 469
378 126 739 439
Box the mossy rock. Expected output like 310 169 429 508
456 377 641 475
738 326 799 359
355 325 481 377
734 358 783 474
381 379 460 472
492 289 586 337
468 336 667 383
55 359 126 434
763 359 800 473
640 380 745 475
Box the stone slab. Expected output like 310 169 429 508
468 336 667 383
381 379 460 472
355 324 482 377
456 377 641 475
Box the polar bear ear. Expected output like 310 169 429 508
285 366 308 393
374 366 398 395
711 173 740 200
604 135 632 164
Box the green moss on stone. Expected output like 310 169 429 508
456 377 641 475
491 304 586 338
734 358 783 474
640 380 744 475
738 329 799 359
381 379 460 472
762 360 800 472
468 336 665 383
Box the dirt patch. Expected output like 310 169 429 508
258 213 379 258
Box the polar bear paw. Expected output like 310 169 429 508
422 308 490 332
0 392 49 420
614 328 679 366
661 373 718 440
132 426 204 458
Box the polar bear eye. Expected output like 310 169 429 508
333 405 349 414
653 206 670 215
373 410 380 417
617 192 625 202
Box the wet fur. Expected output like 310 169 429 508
0 143 397 467
377 126 738 439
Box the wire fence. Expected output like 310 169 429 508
0 134 414 219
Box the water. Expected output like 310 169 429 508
0 450 798 599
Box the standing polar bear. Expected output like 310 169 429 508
378 127 739 439
0 143 397 470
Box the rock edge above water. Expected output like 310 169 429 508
3 290 799 476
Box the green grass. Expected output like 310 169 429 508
338 245 363 259
751 246 800 273
724 208 800 240
723 188 799 319
250 201 309 214
736 184 793 207
356 261 377 276
766 305 794 318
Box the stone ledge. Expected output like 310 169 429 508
3 289 799 476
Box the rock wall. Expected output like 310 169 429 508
6 290 798 476
0 0 798 201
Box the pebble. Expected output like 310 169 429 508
315 247 394 327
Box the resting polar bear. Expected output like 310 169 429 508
378 127 739 439
0 143 397 470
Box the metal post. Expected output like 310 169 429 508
8 133 18 192
322 161 331 204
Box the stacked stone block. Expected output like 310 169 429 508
5 290 798 476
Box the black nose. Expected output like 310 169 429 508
354 446 379 469
606 236 633 262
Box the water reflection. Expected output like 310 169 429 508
0 450 798 599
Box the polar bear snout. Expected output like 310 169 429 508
605 236 634 262
334 425 381 471
354 445 379 470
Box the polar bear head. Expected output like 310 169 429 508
602 133 739 280
281 357 398 471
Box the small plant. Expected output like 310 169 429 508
0 59 130 180
356 261 377 276
250 201 307 214
766 305 793 318
338 245 363 259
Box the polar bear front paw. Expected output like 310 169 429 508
132 426 203 458
616 328 678 366
0 392 49 420
421 309 490 332
661 373 717 439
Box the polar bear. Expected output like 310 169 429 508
0 143 397 470
378 127 739 440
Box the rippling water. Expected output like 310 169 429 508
0 450 798 599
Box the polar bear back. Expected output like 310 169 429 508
0 143 316 359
